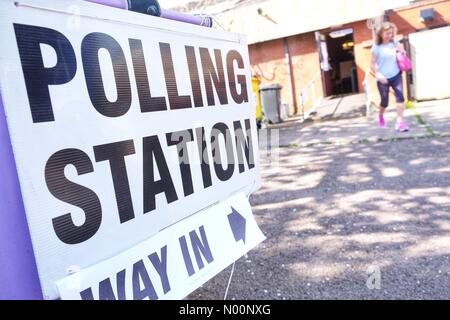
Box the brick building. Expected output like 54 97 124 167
182 0 450 116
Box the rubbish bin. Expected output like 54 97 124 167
252 77 263 122
252 77 263 129
260 84 283 124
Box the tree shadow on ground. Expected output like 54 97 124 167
192 136 450 300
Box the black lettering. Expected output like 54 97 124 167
199 48 228 106
14 24 77 123
80 288 94 300
226 50 248 104
129 39 167 112
233 119 255 173
166 130 194 197
143 135 178 213
80 269 126 300
195 127 212 189
82 33 132 117
132 260 158 300
211 123 235 181
148 246 170 294
189 226 214 270
45 149 102 245
185 46 203 108
93 140 136 224
179 235 195 277
159 43 192 110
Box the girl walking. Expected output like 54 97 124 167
371 22 409 132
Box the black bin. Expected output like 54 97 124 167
260 84 283 124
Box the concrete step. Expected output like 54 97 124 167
309 93 367 122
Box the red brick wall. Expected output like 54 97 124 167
248 0 450 115
248 39 291 112
287 33 323 113
351 20 374 93
249 33 322 115
390 0 450 33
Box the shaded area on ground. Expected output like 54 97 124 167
309 93 367 122
191 137 450 300
416 99 450 136
266 99 426 148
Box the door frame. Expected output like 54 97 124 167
315 31 332 97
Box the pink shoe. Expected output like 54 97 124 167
378 116 387 128
395 121 409 132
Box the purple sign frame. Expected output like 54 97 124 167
0 93 43 299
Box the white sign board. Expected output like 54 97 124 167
57 192 265 300
0 0 261 299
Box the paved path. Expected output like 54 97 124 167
415 99 450 137
191 99 450 300
271 97 433 148
308 93 367 121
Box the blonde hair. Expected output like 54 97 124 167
375 22 397 45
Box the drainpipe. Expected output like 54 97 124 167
283 38 298 115
403 35 413 101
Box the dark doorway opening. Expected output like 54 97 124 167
323 28 359 97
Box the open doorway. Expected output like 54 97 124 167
318 28 359 97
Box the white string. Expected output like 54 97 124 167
223 262 236 300
211 16 227 31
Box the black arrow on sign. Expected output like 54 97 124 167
227 207 246 244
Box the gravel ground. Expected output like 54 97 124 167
191 136 450 300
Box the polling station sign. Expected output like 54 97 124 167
0 0 262 299
57 193 265 300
